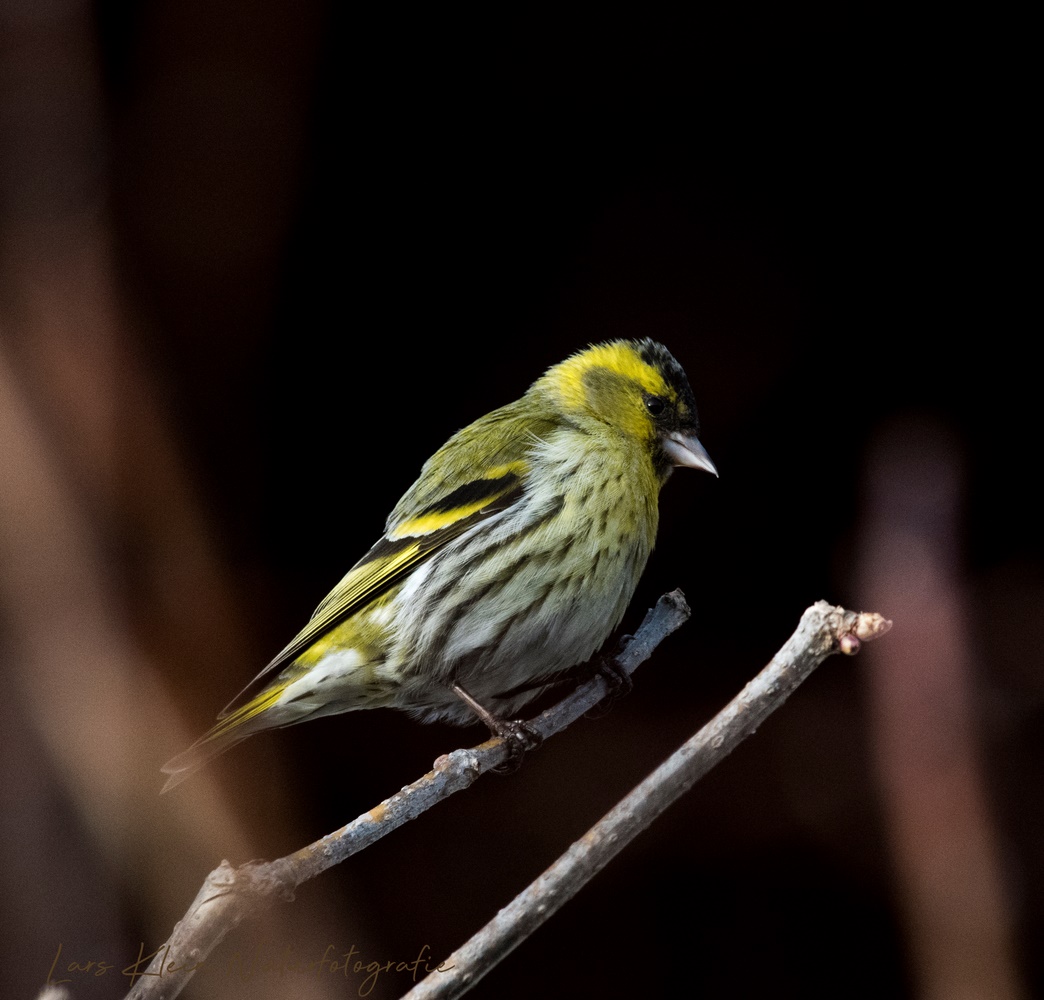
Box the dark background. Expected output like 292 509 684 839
0 4 1037 999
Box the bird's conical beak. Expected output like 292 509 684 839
662 431 718 476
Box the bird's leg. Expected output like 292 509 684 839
452 682 542 773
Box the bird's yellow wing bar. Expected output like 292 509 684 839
216 468 525 718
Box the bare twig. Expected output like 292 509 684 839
405 601 892 999
121 591 692 1000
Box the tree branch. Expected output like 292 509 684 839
404 601 892 999
122 590 692 1000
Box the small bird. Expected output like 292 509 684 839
161 339 716 791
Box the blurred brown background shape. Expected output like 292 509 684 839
0 4 1038 1000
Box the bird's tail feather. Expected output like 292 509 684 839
160 681 291 793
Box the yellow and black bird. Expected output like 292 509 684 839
161 339 716 791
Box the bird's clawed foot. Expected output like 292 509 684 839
452 682 543 773
488 718 543 773
585 636 635 718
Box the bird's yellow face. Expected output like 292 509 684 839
535 339 717 478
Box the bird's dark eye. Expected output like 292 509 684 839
644 394 667 417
